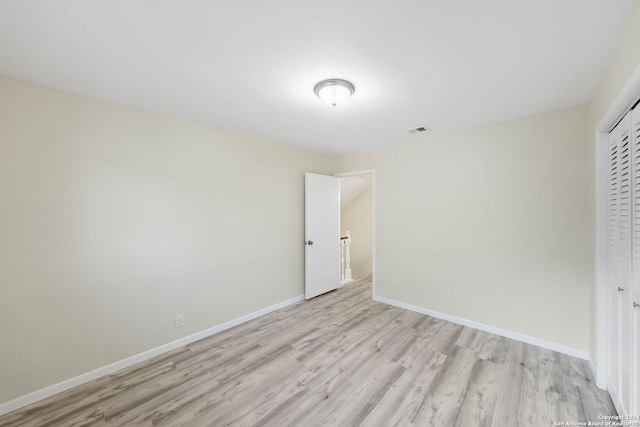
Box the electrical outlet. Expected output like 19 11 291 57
443 288 450 298
175 314 185 328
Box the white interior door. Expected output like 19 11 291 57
608 115 622 408
617 111 632 416
305 172 340 299
609 111 632 415
631 105 640 414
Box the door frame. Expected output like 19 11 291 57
334 169 377 298
595 65 640 389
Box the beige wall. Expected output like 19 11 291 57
341 185 373 280
334 105 591 351
587 2 640 360
0 76 330 404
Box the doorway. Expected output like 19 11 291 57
304 169 376 299
336 170 376 296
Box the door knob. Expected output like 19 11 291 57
634 302 639 308
306 240 314 246
618 287 625 292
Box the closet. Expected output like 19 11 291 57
607 104 640 416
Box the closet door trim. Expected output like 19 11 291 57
595 64 640 391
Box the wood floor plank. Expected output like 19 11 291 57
202 365 310 427
104 372 218 426
1 347 189 427
360 349 447 427
257 387 327 427
453 358 502 427
411 345 483 426
0 275 617 427
15 362 177 427
153 344 302 427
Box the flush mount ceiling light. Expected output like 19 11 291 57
314 79 355 107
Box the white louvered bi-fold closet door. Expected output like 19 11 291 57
631 105 640 415
608 111 632 415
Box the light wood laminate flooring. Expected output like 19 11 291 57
0 275 616 426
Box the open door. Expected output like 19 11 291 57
305 172 340 299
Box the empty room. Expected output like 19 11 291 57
1 1 640 426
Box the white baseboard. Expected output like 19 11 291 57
373 295 590 361
0 294 305 417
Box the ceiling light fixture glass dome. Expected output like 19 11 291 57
314 79 355 107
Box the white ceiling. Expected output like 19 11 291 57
0 0 636 155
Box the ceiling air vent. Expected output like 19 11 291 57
407 126 429 134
